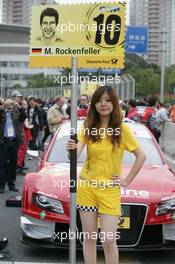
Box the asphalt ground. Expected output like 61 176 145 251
0 153 175 264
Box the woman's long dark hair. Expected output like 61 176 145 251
84 86 123 149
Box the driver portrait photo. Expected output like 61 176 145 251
35 7 63 45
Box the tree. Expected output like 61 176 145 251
27 70 72 88
12 83 23 89
165 65 175 93
123 55 160 96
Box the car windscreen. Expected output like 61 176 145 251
47 136 163 165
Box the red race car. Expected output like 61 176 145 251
21 120 175 250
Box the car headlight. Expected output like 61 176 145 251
155 199 175 216
32 194 64 215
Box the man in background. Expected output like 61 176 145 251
77 94 89 117
156 102 170 127
127 99 140 121
27 97 43 150
11 90 23 105
142 96 160 142
0 99 25 193
47 97 65 134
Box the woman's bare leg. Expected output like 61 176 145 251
80 211 98 264
99 214 119 264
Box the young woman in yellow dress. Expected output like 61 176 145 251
66 86 146 264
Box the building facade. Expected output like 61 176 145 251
0 24 59 97
129 0 148 26
147 0 162 65
0 0 55 25
129 0 175 66
162 0 175 66
0 0 7 23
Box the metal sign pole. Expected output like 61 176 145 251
160 30 166 103
69 56 78 264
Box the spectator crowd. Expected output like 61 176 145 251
0 90 175 193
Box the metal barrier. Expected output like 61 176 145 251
6 74 135 100
6 86 72 99
159 122 175 158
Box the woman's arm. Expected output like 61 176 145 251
120 147 146 187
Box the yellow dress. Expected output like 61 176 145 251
76 124 140 216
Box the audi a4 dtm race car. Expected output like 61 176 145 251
21 120 175 250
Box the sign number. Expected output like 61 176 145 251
93 14 121 45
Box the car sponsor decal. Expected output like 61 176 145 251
121 188 150 199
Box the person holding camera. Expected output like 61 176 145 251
0 99 26 193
